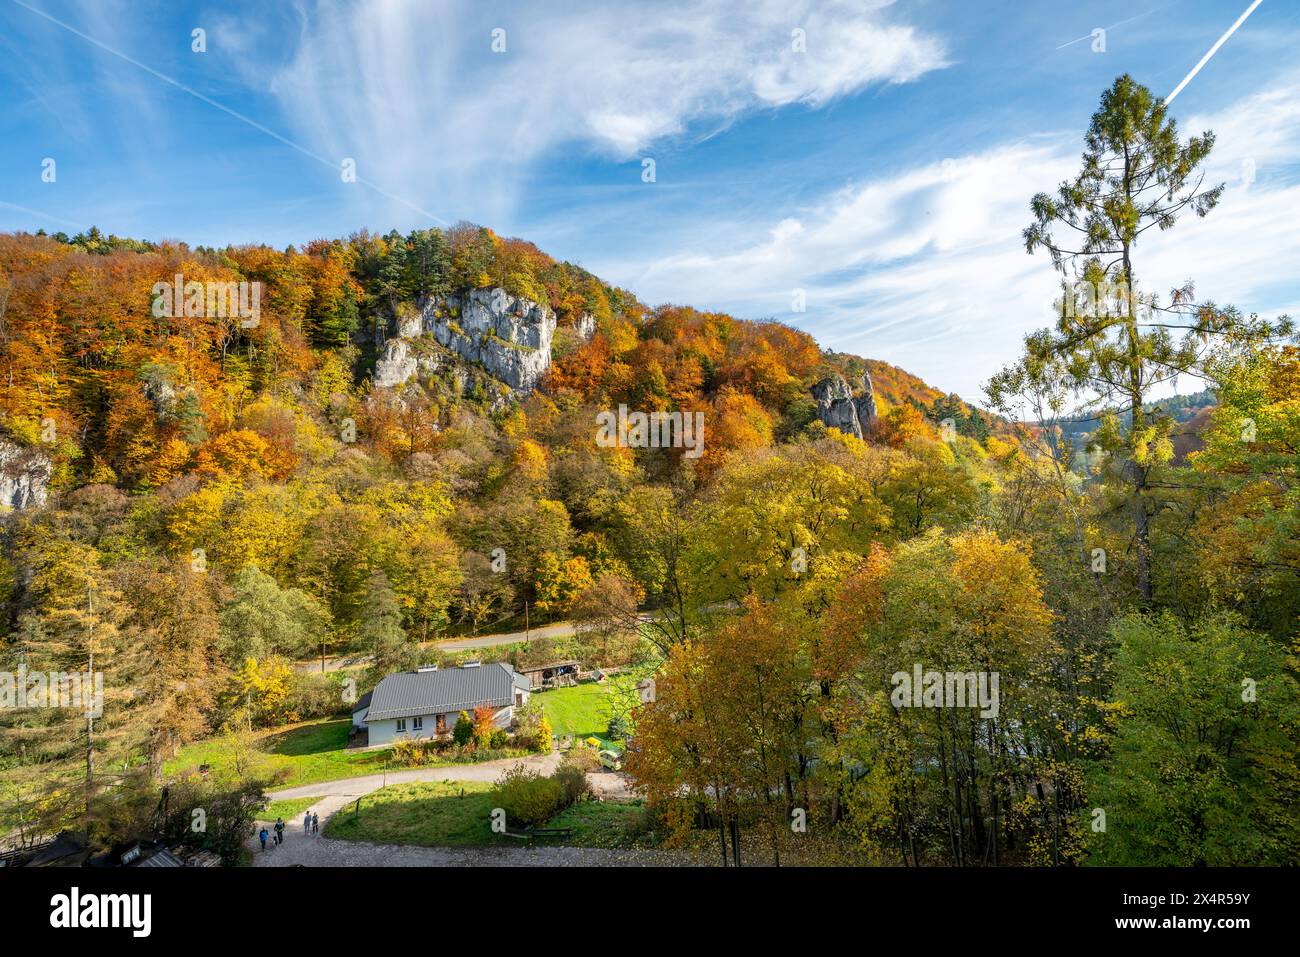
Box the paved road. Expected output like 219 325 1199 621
293 612 667 672
436 620 579 651
249 752 642 866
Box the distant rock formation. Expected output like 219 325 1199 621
375 287 556 395
574 313 597 341
811 372 877 439
0 440 52 510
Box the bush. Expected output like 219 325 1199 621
472 706 496 747
563 746 601 774
493 766 565 828
606 713 629 739
391 737 450 767
452 710 474 746
555 752 593 805
534 715 553 754
489 729 509 749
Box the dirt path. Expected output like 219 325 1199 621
249 833 686 867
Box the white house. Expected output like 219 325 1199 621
351 691 372 729
363 662 531 746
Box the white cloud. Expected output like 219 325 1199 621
266 0 948 224
618 73 1300 405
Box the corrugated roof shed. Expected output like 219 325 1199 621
366 663 529 722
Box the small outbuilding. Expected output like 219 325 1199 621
516 660 582 689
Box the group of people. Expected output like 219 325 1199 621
258 811 320 851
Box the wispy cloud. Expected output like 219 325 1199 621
265 0 948 225
613 71 1300 403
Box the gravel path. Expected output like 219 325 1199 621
249 833 685 867
250 752 646 866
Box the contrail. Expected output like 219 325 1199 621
0 200 88 231
9 0 448 225
1165 0 1264 104
1055 10 1161 50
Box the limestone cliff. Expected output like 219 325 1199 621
811 372 877 439
375 287 556 395
0 440 51 510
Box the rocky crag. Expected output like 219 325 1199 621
0 440 52 510
811 372 878 439
375 287 594 398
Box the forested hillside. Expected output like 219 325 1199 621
1 75 1297 868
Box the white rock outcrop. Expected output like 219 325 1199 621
375 287 556 395
0 440 52 510
811 372 877 439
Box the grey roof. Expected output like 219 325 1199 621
138 848 184 868
366 663 529 723
352 690 373 714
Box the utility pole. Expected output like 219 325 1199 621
524 601 530 645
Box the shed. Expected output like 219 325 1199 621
516 660 582 689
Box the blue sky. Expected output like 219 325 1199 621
2 0 1298 404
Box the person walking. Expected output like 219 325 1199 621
259 827 268 852
274 817 285 845
311 812 319 835
304 811 311 835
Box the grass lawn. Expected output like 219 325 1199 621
260 796 322 822
547 799 652 848
165 719 392 790
325 781 507 846
324 780 650 848
538 665 654 752
167 718 531 792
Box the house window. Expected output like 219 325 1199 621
396 718 407 733
436 714 447 733
413 716 424 731
515 692 523 707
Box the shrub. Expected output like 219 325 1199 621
452 710 474 746
563 746 601 774
534 715 553 754
472 706 496 746
391 738 422 767
555 753 593 805
606 713 629 739
493 766 565 828
489 729 509 749
391 738 446 767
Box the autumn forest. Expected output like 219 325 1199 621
1 75 1297 869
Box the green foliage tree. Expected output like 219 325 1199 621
1087 612 1300 865
997 73 1290 603
360 569 412 681
219 565 329 662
